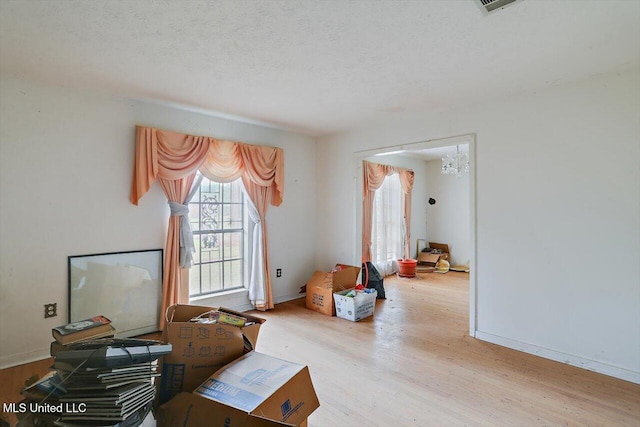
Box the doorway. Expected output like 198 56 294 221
353 133 477 336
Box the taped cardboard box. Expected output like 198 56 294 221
334 288 377 322
157 351 319 427
157 304 265 405
305 264 360 316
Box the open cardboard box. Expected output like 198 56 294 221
334 288 377 322
157 351 319 427
157 304 266 405
305 264 360 316
417 242 450 266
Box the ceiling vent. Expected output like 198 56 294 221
474 0 524 15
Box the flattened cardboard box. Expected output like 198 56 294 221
305 264 360 316
157 351 319 427
157 304 265 405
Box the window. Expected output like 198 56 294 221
188 176 247 297
371 173 403 276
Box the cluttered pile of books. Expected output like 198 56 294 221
17 316 171 427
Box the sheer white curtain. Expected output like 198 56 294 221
371 174 404 276
239 181 265 308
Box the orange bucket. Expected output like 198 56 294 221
397 259 418 277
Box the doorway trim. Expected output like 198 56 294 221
352 133 478 337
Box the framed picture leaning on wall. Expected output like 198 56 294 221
68 249 163 337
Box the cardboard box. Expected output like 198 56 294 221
305 264 360 316
157 305 265 405
157 351 319 427
333 288 377 322
417 242 450 266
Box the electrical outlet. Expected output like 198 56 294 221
44 303 57 318
276 268 282 278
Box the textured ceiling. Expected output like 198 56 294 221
1 0 639 136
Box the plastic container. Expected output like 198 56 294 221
397 258 418 277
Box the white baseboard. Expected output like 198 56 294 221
274 293 305 304
223 293 304 313
475 331 640 384
0 348 51 370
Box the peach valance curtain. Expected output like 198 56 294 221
131 126 284 328
362 160 414 262
131 128 284 206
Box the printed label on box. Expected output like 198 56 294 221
159 363 186 403
196 378 264 411
311 294 324 306
281 399 305 422
357 300 375 315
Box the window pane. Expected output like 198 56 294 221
222 182 232 203
200 263 222 294
201 180 220 200
201 201 221 231
223 232 243 259
230 181 243 203
230 203 243 228
221 204 229 230
223 260 243 289
189 185 201 231
189 263 200 296
200 263 211 294
200 235 222 262
193 234 201 265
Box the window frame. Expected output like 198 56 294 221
188 176 250 298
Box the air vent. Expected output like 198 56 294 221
474 0 523 15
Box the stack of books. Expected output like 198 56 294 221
51 337 171 426
18 316 171 427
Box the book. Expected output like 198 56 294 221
53 338 172 368
65 371 160 388
55 362 157 375
53 401 155 427
60 382 151 404
53 401 152 427
52 316 113 345
57 387 154 422
21 371 67 399
63 383 154 412
50 328 116 356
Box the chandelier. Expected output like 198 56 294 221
441 145 469 176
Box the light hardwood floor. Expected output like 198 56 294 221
255 272 640 426
2 272 639 426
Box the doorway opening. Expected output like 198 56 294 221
353 133 477 336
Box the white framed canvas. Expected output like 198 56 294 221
68 249 163 337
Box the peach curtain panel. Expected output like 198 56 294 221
158 175 197 325
131 126 284 328
362 160 415 262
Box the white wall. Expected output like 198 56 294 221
316 70 640 383
0 76 317 368
424 158 470 266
